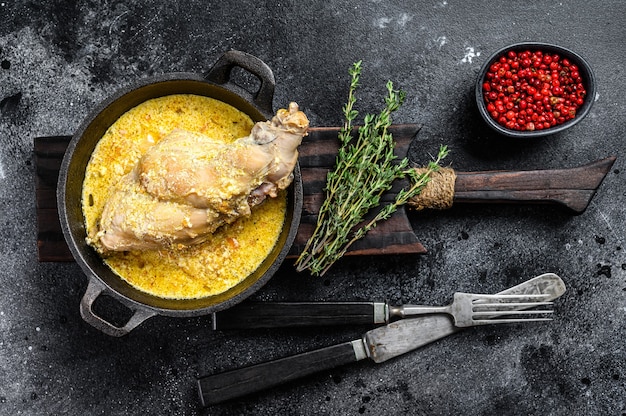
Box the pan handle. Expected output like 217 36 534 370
204 50 275 117
79 278 157 337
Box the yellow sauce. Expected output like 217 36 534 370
82 94 287 299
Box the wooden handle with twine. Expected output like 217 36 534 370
408 167 457 211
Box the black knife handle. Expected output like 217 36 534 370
212 302 383 329
197 340 365 406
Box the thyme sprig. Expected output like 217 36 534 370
295 61 448 276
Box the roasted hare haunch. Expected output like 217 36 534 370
90 102 309 253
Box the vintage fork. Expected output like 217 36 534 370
394 292 554 327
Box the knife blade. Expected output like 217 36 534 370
198 273 566 405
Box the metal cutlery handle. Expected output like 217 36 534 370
212 301 387 329
213 273 567 329
197 273 566 405
197 340 367 406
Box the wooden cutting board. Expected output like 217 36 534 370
34 125 428 262
34 125 615 262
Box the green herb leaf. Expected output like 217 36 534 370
295 63 448 276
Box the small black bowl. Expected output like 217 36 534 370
475 42 596 138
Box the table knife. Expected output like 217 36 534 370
212 273 566 330
198 273 565 405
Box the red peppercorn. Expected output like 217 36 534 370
482 48 587 132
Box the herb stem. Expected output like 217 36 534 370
295 62 448 276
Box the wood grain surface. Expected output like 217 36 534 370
35 125 614 262
34 125 427 262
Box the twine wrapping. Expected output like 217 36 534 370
408 167 457 211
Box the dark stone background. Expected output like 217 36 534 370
1 1 625 415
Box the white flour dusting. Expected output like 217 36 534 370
374 17 393 28
397 13 411 27
374 13 412 29
460 46 480 63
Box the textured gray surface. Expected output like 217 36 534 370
1 1 626 415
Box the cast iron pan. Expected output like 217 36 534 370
57 50 303 336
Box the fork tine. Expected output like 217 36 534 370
473 310 554 319
472 301 554 310
450 290 559 328
472 318 553 326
